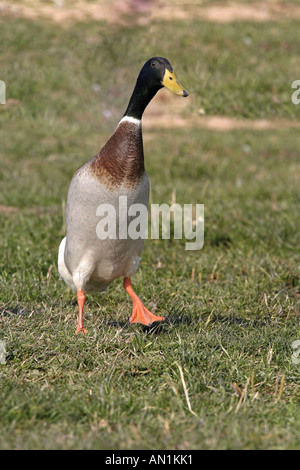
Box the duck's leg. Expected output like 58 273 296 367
124 277 164 326
75 289 87 334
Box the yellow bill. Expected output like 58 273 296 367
162 69 188 97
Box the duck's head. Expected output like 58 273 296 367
138 57 189 97
124 57 188 120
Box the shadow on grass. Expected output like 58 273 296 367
99 303 196 334
118 307 282 335
1 303 283 335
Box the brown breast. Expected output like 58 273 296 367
89 120 145 189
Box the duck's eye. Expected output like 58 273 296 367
151 62 157 67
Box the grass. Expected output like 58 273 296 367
0 3 299 449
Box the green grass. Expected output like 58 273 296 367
0 8 299 449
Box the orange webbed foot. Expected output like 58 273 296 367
75 325 87 335
124 277 165 326
129 298 165 326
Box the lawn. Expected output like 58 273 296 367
0 1 299 450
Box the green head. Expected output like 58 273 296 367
124 57 188 120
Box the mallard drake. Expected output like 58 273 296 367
58 57 188 334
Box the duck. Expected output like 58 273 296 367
58 57 188 334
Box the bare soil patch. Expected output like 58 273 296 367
1 0 300 25
143 91 300 131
